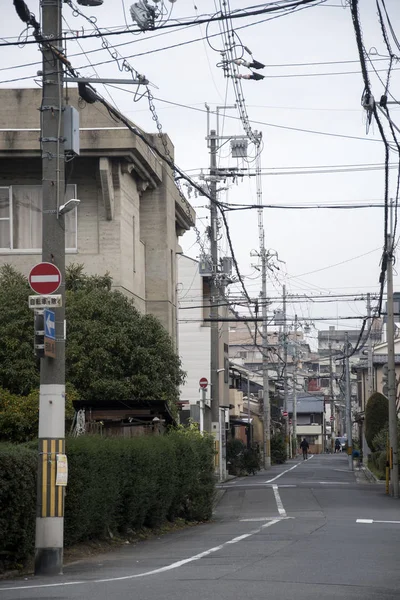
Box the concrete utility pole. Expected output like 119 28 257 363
247 373 251 448
35 0 66 575
386 202 399 497
209 130 221 472
329 342 335 453
292 314 298 457
344 332 353 471
365 292 374 463
261 250 271 467
283 285 290 459
367 293 373 400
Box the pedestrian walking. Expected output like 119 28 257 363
335 438 341 453
300 437 309 460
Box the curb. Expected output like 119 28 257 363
213 488 226 510
361 464 382 484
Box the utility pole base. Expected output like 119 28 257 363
35 517 64 575
34 548 63 576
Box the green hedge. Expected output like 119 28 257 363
0 429 215 571
0 444 37 570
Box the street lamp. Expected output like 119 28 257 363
58 198 80 216
76 0 103 5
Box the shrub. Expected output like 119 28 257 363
226 439 262 476
0 444 36 570
0 429 215 571
271 434 286 464
365 392 388 451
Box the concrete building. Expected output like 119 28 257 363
0 88 195 344
177 254 230 429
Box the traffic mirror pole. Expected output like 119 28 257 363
35 0 67 575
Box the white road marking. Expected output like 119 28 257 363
317 481 349 485
334 469 353 473
278 484 297 488
357 519 400 524
216 483 298 489
265 454 314 484
240 516 294 522
0 519 282 592
272 484 287 517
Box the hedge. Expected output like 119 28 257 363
0 429 215 571
365 392 388 451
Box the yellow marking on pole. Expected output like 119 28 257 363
42 440 48 518
50 439 56 517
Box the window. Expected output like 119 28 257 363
238 351 247 359
0 185 77 251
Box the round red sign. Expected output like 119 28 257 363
283 411 288 417
29 262 62 295
199 377 208 389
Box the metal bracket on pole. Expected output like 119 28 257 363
64 77 149 85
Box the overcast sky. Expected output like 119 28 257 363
3 0 400 348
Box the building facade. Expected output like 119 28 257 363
177 254 230 427
0 88 195 344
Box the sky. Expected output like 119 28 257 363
2 0 400 349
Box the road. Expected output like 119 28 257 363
1 453 400 600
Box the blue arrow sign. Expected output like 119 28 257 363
44 309 55 340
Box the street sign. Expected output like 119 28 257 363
43 308 56 358
330 416 334 421
199 377 208 389
44 309 55 340
29 262 61 295
29 295 62 309
283 411 288 417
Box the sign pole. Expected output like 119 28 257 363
35 0 66 576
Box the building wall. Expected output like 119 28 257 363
0 88 196 343
178 255 210 406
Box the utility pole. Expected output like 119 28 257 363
344 332 353 471
35 0 66 575
387 201 399 497
292 314 298 457
247 373 251 448
283 285 290 459
367 293 373 400
329 342 335 453
209 129 221 475
261 250 271 467
365 292 374 463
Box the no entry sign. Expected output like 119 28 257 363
199 377 208 389
29 262 62 295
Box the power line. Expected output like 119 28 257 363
3 0 326 47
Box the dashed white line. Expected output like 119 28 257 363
357 519 400 524
0 519 282 592
265 454 314 484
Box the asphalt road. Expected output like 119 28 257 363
1 453 400 600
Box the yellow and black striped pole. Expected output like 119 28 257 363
38 439 65 519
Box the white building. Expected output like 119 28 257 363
177 254 229 428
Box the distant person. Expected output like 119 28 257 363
300 438 309 460
335 438 341 453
